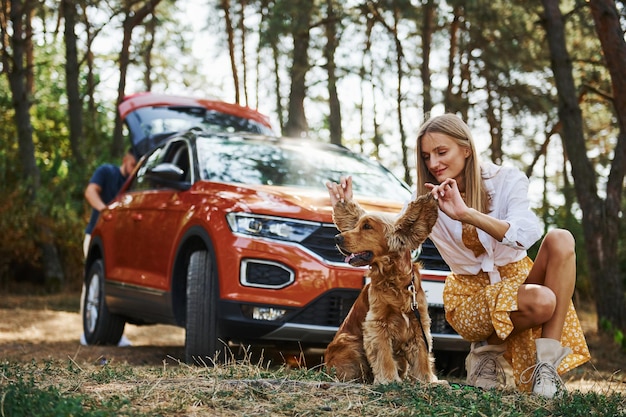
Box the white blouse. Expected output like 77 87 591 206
411 161 543 284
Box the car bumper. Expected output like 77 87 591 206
218 291 468 351
217 233 466 351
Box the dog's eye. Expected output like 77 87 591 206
362 223 373 230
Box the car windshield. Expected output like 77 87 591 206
197 137 411 201
134 106 273 136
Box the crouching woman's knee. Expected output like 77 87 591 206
519 285 556 324
544 228 575 261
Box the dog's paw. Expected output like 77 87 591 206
431 377 449 385
373 375 402 385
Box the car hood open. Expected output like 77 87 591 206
119 92 274 158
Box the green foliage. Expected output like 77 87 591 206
2 378 87 417
0 169 86 292
0 362 130 417
552 390 626 417
600 317 626 352
0 25 112 291
369 381 626 417
0 188 41 282
89 364 137 384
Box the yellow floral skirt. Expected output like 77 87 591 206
443 257 591 392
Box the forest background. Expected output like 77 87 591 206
1 0 625 344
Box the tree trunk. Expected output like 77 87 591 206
4 0 64 289
238 0 249 106
6 0 39 193
525 121 558 178
62 0 85 166
258 0 283 131
392 19 410 186
486 82 502 164
78 1 99 146
420 0 435 115
143 14 155 91
112 0 162 157
361 16 381 156
271 40 284 133
325 0 342 146
24 2 32 94
368 3 410 184
444 4 461 113
541 0 626 331
588 0 626 329
220 0 240 104
284 2 313 138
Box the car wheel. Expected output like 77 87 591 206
82 259 125 345
185 249 221 364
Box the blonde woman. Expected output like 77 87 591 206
327 114 590 397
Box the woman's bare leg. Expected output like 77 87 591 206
486 229 576 344
519 229 576 339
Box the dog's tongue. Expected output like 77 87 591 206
345 253 356 264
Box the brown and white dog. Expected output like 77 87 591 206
324 194 439 384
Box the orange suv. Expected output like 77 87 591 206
83 93 464 364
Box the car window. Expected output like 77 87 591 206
128 139 194 192
196 138 411 201
162 141 192 182
127 146 165 192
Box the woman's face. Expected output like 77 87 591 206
420 132 470 188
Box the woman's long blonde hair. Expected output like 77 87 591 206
415 113 489 213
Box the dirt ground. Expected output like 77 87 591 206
1 293 625 394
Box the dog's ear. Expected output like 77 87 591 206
390 194 438 251
333 200 366 232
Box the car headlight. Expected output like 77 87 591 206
226 213 320 242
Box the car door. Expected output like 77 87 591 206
112 140 194 291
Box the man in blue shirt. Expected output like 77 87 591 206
81 150 137 346
83 150 137 257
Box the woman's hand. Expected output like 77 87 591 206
425 178 468 221
326 176 353 206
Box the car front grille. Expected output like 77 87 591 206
429 305 457 334
293 225 456 336
289 289 359 327
300 227 450 271
301 224 343 263
419 239 451 271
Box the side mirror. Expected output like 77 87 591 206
145 163 191 191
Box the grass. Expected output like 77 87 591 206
1 349 625 417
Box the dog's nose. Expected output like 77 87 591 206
334 234 344 245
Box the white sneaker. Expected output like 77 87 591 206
465 342 515 390
523 362 565 398
79 333 132 347
522 338 571 398
117 335 132 347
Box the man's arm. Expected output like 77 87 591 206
84 183 107 212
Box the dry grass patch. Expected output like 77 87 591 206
2 348 625 417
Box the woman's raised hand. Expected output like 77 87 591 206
425 178 468 221
326 176 353 206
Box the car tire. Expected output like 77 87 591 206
82 259 126 345
185 249 221 364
